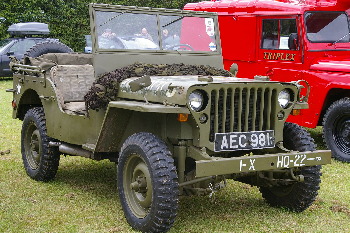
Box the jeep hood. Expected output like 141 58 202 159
310 57 350 73
118 75 279 106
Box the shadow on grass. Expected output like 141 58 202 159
51 158 291 232
307 126 327 150
53 158 117 199
0 77 13 81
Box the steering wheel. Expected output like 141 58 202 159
165 44 194 51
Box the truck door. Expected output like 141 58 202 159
258 16 303 82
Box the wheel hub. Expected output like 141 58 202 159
340 121 350 140
26 128 41 169
124 154 152 218
334 117 350 153
130 176 147 193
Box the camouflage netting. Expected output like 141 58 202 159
84 63 233 111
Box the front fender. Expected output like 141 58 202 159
94 100 190 153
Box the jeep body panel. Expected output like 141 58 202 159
12 72 104 146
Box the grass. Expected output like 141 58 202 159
1 79 350 233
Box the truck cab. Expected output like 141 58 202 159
185 0 350 162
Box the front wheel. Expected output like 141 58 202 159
323 98 350 162
259 123 321 212
117 132 179 233
22 107 60 181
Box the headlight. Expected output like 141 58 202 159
278 89 291 109
188 90 206 112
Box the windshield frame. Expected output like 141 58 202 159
90 5 222 55
304 11 350 44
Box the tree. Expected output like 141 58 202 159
0 0 198 51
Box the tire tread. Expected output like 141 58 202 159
322 97 350 162
118 132 179 233
22 107 60 181
259 123 321 212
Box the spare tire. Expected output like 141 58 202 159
24 40 73 58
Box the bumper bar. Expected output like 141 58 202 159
195 150 331 177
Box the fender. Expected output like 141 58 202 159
94 101 190 153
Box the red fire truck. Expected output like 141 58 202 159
184 0 350 162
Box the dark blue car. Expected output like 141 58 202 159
0 22 59 77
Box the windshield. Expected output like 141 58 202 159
305 12 350 43
94 10 217 52
0 39 12 53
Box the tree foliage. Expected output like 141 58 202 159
0 0 198 51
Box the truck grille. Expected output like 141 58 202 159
209 87 277 142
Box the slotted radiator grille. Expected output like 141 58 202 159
209 87 277 142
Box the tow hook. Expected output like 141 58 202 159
290 169 304 182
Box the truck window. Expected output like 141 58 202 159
160 15 216 52
305 12 350 43
261 19 297 50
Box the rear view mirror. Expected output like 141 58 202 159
288 33 299 50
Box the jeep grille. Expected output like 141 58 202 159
209 87 277 142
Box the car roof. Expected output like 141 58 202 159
8 22 50 36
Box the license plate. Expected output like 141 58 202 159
214 130 275 152
195 150 332 177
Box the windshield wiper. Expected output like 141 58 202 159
99 12 125 27
162 16 184 28
331 31 350 45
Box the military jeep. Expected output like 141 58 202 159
9 4 331 233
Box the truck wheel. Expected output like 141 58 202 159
323 98 350 162
24 41 73 58
22 107 60 181
117 132 179 233
259 122 321 212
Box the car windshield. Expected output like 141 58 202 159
85 35 92 47
94 10 217 52
0 39 12 53
305 12 350 43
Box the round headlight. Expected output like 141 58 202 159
189 90 205 112
278 89 291 109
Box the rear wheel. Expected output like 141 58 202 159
117 132 179 232
323 98 350 162
259 123 321 212
22 107 60 181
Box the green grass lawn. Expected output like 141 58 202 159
1 79 350 233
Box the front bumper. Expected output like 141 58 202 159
195 150 331 177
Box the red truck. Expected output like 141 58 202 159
184 0 350 162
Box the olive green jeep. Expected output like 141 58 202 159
8 4 331 233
